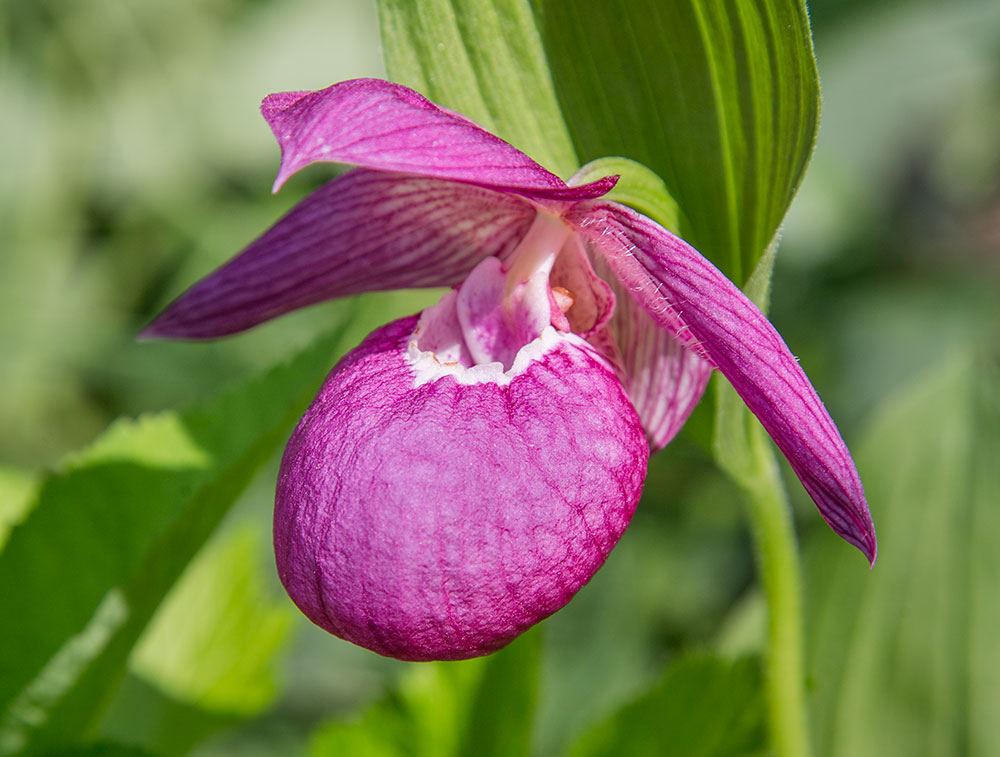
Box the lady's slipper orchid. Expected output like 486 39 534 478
144 79 876 661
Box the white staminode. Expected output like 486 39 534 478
502 208 572 297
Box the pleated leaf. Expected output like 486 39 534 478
532 0 820 283
380 0 819 284
805 348 1000 756
0 324 350 754
311 629 541 757
130 524 293 716
568 654 765 757
378 0 577 178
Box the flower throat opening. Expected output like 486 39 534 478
412 210 575 372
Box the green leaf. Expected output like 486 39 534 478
312 661 478 757
456 629 540 757
37 742 159 757
311 706 409 757
95 674 237 757
534 0 820 283
0 466 38 552
715 590 766 658
568 654 765 757
311 629 541 757
130 523 293 715
0 323 351 755
380 0 817 283
572 156 684 234
378 0 577 177
805 347 1000 756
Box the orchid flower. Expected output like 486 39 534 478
144 79 876 661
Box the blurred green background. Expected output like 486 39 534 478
1 0 998 755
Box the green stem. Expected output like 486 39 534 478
713 244 809 754
742 424 812 757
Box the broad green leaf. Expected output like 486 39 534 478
0 466 38 552
37 742 158 757
455 629 539 757
379 0 817 280
0 323 351 755
715 590 766 658
533 0 820 283
572 156 684 234
97 523 297 754
568 654 765 757
805 348 1000 757
311 629 541 757
94 674 236 757
311 706 408 757
312 661 479 757
130 523 293 715
378 0 577 177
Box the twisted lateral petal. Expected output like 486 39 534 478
569 201 877 563
142 170 536 339
274 316 649 661
591 252 713 450
263 79 617 201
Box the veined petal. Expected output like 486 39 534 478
275 316 648 660
143 170 536 339
592 251 713 450
569 201 877 563
262 78 616 201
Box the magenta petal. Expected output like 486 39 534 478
262 78 616 201
596 251 713 450
142 170 536 339
570 201 877 563
274 316 649 661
